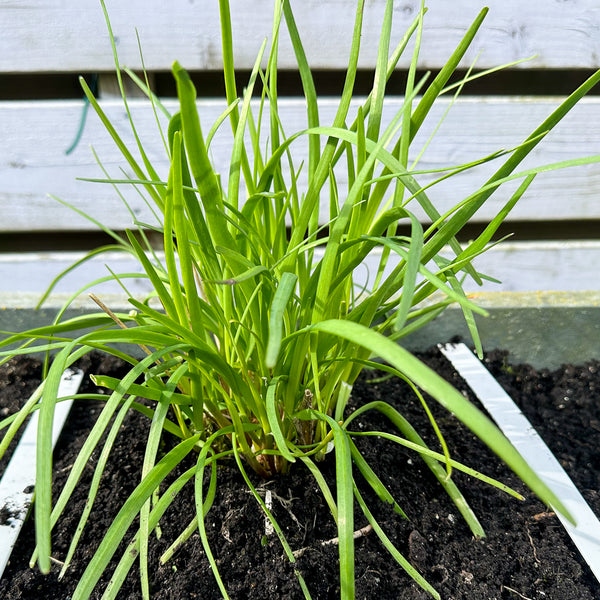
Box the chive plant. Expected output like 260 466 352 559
2 1 600 598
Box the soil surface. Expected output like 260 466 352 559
0 347 598 599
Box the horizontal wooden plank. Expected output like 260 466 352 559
2 0 600 73
1 241 599 295
2 96 600 232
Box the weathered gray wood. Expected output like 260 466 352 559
1 241 598 295
2 0 600 73
2 1 599 295
1 96 599 232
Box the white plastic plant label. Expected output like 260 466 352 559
0 368 84 579
440 342 600 584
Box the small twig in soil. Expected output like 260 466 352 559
264 490 274 537
525 524 540 565
531 511 555 521
292 524 373 559
262 487 302 537
501 585 533 600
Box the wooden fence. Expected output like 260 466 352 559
1 0 600 296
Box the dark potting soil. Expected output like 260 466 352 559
0 356 44 479
0 348 599 600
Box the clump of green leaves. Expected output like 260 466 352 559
2 0 600 598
